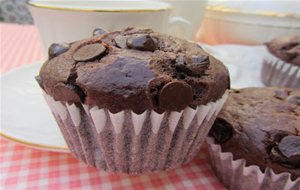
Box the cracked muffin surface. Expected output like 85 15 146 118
37 27 229 114
209 87 300 180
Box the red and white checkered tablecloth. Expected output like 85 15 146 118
0 23 225 190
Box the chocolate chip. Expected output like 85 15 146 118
278 136 300 158
271 136 300 167
174 54 208 77
114 35 128 48
48 43 69 59
148 76 172 107
186 63 208 76
209 118 233 143
93 28 108 36
73 43 106 62
159 81 193 111
286 95 300 106
273 132 291 144
269 146 300 167
126 34 157 51
35 75 44 90
174 62 207 77
53 83 85 102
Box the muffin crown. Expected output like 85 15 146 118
266 35 300 66
210 87 300 180
38 27 229 113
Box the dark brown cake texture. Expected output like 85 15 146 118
38 27 229 114
261 36 300 89
209 87 300 180
37 27 230 173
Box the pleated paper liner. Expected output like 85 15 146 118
43 91 228 174
261 49 300 89
206 137 300 190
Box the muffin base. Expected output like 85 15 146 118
261 50 300 89
43 92 228 174
206 137 300 190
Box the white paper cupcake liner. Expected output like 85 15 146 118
206 137 300 190
261 48 300 89
43 92 228 174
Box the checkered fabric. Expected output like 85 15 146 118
0 23 43 73
0 23 225 190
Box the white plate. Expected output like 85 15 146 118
202 44 265 88
1 63 69 152
0 45 265 153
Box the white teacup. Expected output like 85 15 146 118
157 0 207 40
28 0 192 57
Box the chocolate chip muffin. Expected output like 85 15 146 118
261 36 300 89
208 87 300 190
37 27 229 174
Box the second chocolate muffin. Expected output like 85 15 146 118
261 36 300 89
37 27 229 173
209 87 300 189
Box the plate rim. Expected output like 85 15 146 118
1 63 70 153
0 132 70 153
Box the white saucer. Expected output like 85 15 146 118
0 45 265 153
1 63 69 152
202 44 265 88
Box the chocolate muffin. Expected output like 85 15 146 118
208 87 300 189
37 27 229 173
261 36 300 89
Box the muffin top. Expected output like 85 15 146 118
266 35 300 66
38 27 229 114
209 87 300 180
